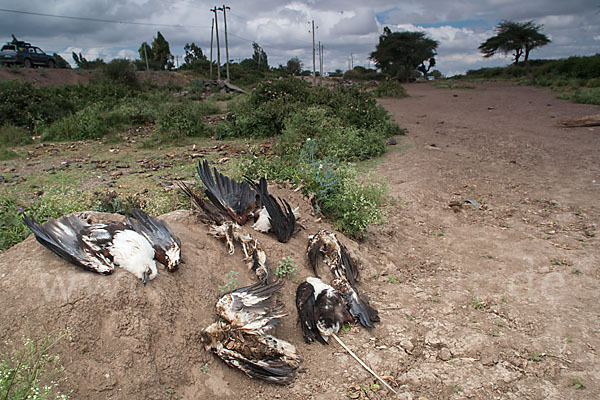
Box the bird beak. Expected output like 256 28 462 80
142 270 150 285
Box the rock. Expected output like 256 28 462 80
387 137 398 145
439 347 452 361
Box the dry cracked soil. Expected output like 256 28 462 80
0 81 599 399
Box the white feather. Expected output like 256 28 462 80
306 277 336 299
252 207 271 233
111 230 157 281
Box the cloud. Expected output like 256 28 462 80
0 0 598 75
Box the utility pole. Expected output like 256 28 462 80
143 42 150 72
210 6 221 81
209 17 214 79
218 5 231 82
310 20 316 85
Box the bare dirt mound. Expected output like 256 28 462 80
0 185 381 399
1 81 599 400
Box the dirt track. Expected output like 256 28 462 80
0 81 599 399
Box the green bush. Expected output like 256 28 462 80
102 58 139 87
156 101 217 139
42 103 111 141
242 141 390 239
0 148 18 161
573 87 600 105
0 124 32 146
373 80 407 98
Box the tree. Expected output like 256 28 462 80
251 42 269 71
52 53 71 69
285 57 302 75
184 42 206 65
479 20 550 65
370 27 439 82
72 52 105 70
138 31 173 70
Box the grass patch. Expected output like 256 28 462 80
0 148 19 161
434 80 475 89
373 80 407 98
0 328 70 399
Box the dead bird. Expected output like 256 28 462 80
126 208 181 272
201 280 301 384
306 230 379 328
296 277 352 345
23 213 157 283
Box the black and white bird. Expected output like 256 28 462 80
201 280 301 384
23 213 158 283
126 208 182 272
247 177 297 243
306 230 379 328
296 277 353 345
196 160 258 225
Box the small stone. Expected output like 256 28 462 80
439 347 452 361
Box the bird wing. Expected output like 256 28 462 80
214 346 298 385
22 214 114 274
306 232 323 277
247 177 296 243
177 181 226 224
295 281 328 345
337 281 377 329
216 280 285 331
126 208 181 271
197 160 257 225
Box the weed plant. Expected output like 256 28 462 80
0 329 70 400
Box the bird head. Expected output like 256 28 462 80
140 261 158 284
164 243 182 272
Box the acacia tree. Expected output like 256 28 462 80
285 57 302 75
479 20 550 65
184 42 206 65
370 27 439 82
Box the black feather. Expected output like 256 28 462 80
22 214 115 274
295 282 327 345
247 177 296 243
127 208 181 271
197 160 257 225
306 236 322 278
177 181 226 224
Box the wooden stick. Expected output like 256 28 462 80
331 333 398 395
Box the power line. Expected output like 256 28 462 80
0 8 210 29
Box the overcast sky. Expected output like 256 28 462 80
1 1 598 76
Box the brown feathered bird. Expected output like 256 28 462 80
201 280 301 384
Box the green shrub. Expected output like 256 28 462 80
323 168 388 240
156 101 217 139
373 80 407 98
0 124 32 146
102 59 138 87
573 87 600 105
0 189 94 250
0 148 19 161
42 103 111 141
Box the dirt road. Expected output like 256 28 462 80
364 81 600 398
